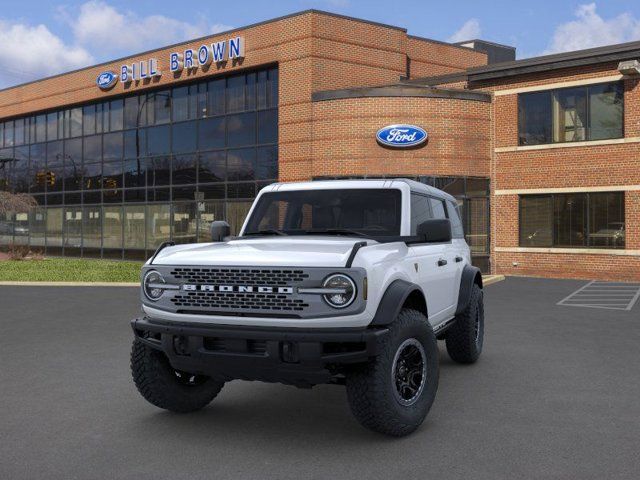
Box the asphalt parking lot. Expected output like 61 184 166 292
1 277 639 480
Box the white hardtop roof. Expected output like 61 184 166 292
262 179 456 202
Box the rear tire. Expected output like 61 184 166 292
131 339 224 413
445 283 484 364
345 309 439 437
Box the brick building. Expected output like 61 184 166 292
0 10 638 280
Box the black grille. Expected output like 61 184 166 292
203 337 267 355
171 292 309 311
169 268 309 286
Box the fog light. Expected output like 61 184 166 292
322 274 356 308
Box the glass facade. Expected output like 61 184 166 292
0 66 278 259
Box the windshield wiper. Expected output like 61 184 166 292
306 228 371 238
243 229 287 236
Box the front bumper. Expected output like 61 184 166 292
131 317 388 387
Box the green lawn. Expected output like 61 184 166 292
0 258 143 282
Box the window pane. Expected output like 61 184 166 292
29 207 47 248
82 206 102 250
83 135 102 163
147 125 170 155
83 162 102 190
103 206 123 249
154 91 171 124
46 207 64 251
83 106 96 136
124 158 146 188
256 146 277 180
518 91 551 145
14 118 25 146
227 148 255 181
447 200 464 238
124 96 139 129
226 75 245 113
36 115 47 143
227 112 255 147
146 204 171 248
103 132 123 160
110 100 123 131
554 194 586 247
519 196 553 247
147 155 171 187
410 194 433 234
553 87 587 143
64 207 83 252
429 198 447 219
198 151 225 183
102 159 123 191
173 202 197 244
198 117 225 150
13 146 30 193
197 201 225 242
589 83 623 141
226 201 253 235
172 121 197 153
172 86 189 122
70 108 82 137
588 192 625 248
257 109 277 144
173 153 197 185
124 205 145 249
257 70 268 110
207 79 225 116
268 68 278 108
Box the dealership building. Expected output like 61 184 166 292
0 10 638 280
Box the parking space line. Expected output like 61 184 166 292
557 281 640 311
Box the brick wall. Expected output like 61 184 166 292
406 37 487 79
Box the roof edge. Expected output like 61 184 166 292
312 84 491 102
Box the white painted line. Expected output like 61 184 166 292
626 286 640 311
557 280 640 311
556 281 594 305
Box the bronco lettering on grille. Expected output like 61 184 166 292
182 285 294 294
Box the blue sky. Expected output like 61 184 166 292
1 0 640 88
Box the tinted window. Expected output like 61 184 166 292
410 193 432 235
244 189 402 237
447 200 464 238
518 91 552 145
429 198 447 219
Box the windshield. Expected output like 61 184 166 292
243 188 402 237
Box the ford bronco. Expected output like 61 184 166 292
130 179 484 436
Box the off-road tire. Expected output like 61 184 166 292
445 283 484 364
131 339 224 413
345 309 439 436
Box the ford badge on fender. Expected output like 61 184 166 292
96 71 118 90
376 124 428 148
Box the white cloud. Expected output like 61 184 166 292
63 1 233 58
0 20 93 87
544 3 640 54
448 19 481 43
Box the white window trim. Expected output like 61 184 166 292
494 185 640 195
495 137 640 153
495 247 640 256
493 74 624 96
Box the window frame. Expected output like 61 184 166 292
519 192 625 249
517 81 624 146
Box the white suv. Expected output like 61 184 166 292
131 179 484 436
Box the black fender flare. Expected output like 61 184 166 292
455 264 483 316
370 279 427 326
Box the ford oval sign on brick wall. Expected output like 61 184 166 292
376 124 428 148
96 71 118 90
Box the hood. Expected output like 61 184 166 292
151 236 371 267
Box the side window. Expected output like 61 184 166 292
429 198 447 219
410 193 433 234
447 200 464 238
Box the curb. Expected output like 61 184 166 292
482 275 505 286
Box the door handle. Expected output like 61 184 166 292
437 259 447 267
455 256 463 263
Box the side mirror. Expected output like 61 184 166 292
210 221 231 242
417 219 452 243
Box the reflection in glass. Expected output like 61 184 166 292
124 205 145 249
147 204 171 248
103 206 123 249
173 202 197 244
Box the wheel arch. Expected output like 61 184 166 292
370 279 428 326
455 265 482 316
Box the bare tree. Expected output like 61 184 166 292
0 191 37 216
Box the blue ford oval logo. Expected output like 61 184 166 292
96 71 118 90
376 124 427 148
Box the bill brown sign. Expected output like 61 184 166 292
97 37 245 89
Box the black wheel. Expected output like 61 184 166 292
131 339 224 413
345 309 439 437
445 283 484 364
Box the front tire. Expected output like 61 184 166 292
345 309 439 436
131 339 224 413
445 283 484 364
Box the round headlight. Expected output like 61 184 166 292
143 270 165 301
322 274 356 308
